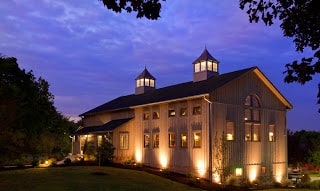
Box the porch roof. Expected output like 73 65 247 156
73 118 133 135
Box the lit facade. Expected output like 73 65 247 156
72 48 292 183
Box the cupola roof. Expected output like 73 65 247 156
135 67 156 80
192 48 219 64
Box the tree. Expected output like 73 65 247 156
99 0 165 20
0 54 76 164
99 0 320 112
96 135 115 165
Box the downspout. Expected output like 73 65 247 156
204 96 213 183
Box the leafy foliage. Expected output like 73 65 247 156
288 130 320 166
99 0 165 20
240 0 320 112
96 136 115 165
0 54 77 165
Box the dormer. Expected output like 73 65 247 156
135 67 156 94
192 48 219 82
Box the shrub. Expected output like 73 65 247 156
96 136 115 166
31 159 39 167
310 180 320 189
226 175 239 186
64 158 71 166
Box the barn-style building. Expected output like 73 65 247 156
72 48 292 183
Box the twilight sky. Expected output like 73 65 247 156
0 1 319 132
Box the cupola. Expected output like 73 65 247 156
135 67 156 94
192 48 219 82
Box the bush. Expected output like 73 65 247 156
64 158 71 166
310 180 320 189
96 136 115 166
31 159 39 167
226 175 239 186
297 173 311 188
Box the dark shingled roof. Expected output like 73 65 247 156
73 118 133 135
80 67 255 116
192 48 219 64
135 67 156 80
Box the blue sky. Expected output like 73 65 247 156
0 1 319 132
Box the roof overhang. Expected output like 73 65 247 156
72 118 133 135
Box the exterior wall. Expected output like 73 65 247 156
135 98 210 178
210 72 288 183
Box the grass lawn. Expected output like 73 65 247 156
0 166 204 191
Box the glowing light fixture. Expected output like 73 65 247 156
235 167 243 176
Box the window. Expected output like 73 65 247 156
268 125 275 142
193 106 201 115
207 61 213 71
150 79 155 87
168 109 176 117
152 111 160 119
261 166 267 174
145 78 150 86
120 133 129 149
193 132 201 148
180 108 187 116
245 123 260 141
153 133 159 148
235 167 243 176
244 95 260 121
200 61 206 71
181 133 187 148
143 112 150 120
213 62 218 72
226 121 234 141
144 134 150 148
195 63 200 72
169 133 176 148
244 95 261 141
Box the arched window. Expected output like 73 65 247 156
244 95 261 141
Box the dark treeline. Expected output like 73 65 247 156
0 54 77 165
288 129 320 168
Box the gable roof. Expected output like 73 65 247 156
80 67 292 116
73 118 133 135
81 67 255 116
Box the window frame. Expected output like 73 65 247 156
152 111 160 119
180 133 187 148
268 124 275 142
193 106 201 115
168 109 176 117
226 121 234 141
153 133 159 148
180 108 187 116
119 132 129 150
143 112 150 120
168 133 176 148
144 134 150 148
193 131 201 148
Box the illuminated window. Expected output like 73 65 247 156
195 63 200 72
193 132 201 148
152 111 159 119
120 132 129 149
181 133 187 148
235 167 243 176
193 106 201 115
145 78 150 86
207 61 213 71
153 133 159 148
261 166 267 174
244 95 260 121
200 61 206 71
245 124 252 141
268 125 275 142
244 95 261 142
143 112 150 120
180 108 187 116
245 123 260 141
226 121 234 141
136 80 140 87
144 134 150 148
139 78 144 87
213 62 218 72
169 133 176 148
150 79 155 87
168 109 176 117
